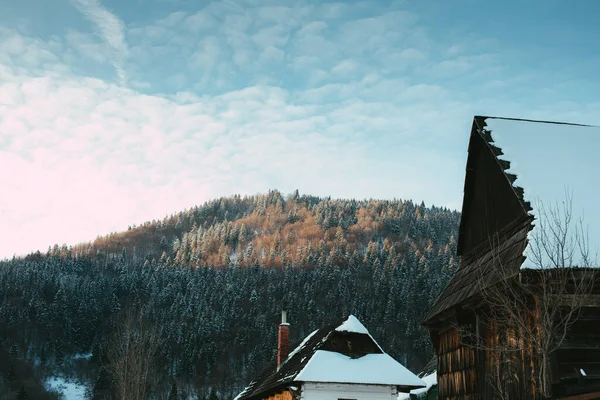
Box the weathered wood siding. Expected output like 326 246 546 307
322 331 382 357
437 328 479 400
481 318 539 400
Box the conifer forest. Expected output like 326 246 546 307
0 190 460 399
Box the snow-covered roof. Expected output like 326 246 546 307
296 350 425 387
484 118 600 269
397 370 437 399
335 315 370 334
235 315 425 400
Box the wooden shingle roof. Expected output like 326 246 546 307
456 116 533 257
424 116 535 325
423 215 532 325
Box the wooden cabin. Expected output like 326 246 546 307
422 116 600 399
235 313 425 400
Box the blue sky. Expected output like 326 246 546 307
485 119 600 268
0 0 599 257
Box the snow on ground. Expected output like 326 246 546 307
295 350 425 388
45 376 88 400
335 315 370 334
397 370 437 399
71 352 92 360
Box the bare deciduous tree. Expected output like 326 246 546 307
106 306 160 400
460 192 597 399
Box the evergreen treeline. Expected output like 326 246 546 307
0 191 460 398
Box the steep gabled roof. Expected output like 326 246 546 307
456 116 534 257
235 315 425 400
458 116 600 260
424 116 533 324
424 115 600 325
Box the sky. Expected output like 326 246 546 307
0 0 599 258
485 119 600 268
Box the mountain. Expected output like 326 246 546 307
0 190 460 399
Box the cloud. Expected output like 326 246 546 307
331 59 359 77
432 54 498 78
0 28 474 258
70 0 128 85
64 30 108 64
1 0 599 259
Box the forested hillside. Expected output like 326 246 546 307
0 190 460 399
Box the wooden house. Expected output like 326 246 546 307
235 312 425 400
422 116 600 399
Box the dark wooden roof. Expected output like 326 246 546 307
424 116 535 325
456 116 533 257
235 317 385 400
456 115 595 257
423 215 532 325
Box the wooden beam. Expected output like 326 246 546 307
556 391 600 400
559 341 600 350
550 294 600 307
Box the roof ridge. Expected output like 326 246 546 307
475 115 596 128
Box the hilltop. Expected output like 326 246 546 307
2 190 460 398
58 189 460 271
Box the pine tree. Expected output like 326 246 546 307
209 388 219 400
16 386 27 399
168 382 178 400
0 194 461 393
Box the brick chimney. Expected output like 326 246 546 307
277 310 290 368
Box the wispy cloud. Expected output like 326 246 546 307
70 0 128 85
0 27 474 258
1 0 599 259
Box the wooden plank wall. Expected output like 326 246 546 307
436 313 542 400
437 328 480 400
481 318 539 400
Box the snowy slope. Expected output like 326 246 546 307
45 376 88 400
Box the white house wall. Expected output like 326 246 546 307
300 382 399 400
